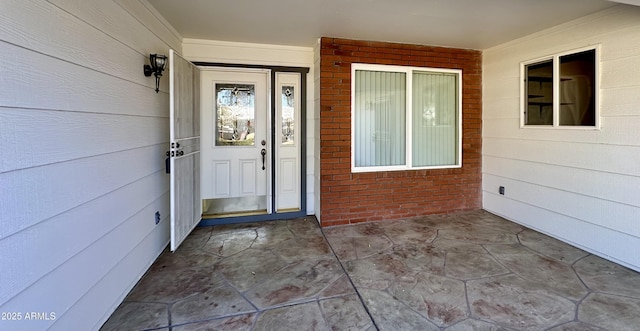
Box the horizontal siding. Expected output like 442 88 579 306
1 144 167 238
59 215 170 331
484 138 640 176
484 174 640 238
483 4 640 272
601 55 640 88
484 156 640 207
0 171 168 305
48 0 174 56
600 86 640 117
0 0 180 329
0 0 160 92
0 42 169 116
1 107 168 172
1 192 170 331
484 193 640 271
114 0 183 51
483 117 640 146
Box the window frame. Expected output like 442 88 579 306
350 63 463 173
520 45 600 130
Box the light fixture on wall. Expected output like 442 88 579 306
143 54 167 93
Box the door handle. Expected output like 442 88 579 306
165 151 171 174
261 148 266 170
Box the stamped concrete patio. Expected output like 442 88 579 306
101 210 640 330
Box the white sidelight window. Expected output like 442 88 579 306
351 64 462 172
521 46 599 128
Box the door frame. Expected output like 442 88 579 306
195 62 310 226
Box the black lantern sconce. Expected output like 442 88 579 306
143 54 167 93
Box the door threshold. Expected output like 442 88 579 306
276 208 301 213
202 209 268 219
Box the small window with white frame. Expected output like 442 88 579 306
351 63 462 173
521 46 599 128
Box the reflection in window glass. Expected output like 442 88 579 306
560 50 595 126
525 60 554 125
412 71 458 167
282 86 295 145
353 70 406 167
522 47 597 127
215 84 255 146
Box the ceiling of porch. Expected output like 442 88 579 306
147 0 638 50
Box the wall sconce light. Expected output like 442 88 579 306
143 54 167 93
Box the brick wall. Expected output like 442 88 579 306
319 37 482 227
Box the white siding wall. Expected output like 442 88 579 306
182 39 317 215
0 0 181 330
483 5 640 272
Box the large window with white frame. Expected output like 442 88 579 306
351 64 462 173
521 46 599 128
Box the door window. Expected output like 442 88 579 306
215 84 256 146
281 86 295 145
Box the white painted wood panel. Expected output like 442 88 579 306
0 172 168 305
49 0 170 56
1 144 165 239
213 161 231 197
115 0 183 52
169 49 201 251
172 153 198 249
0 42 169 116
485 6 639 57
483 5 640 272
240 160 258 195
183 39 313 66
483 117 640 146
0 0 178 328
601 86 640 117
1 0 160 91
483 137 640 176
280 159 297 192
598 24 640 61
484 156 640 207
313 40 321 221
601 55 640 89
1 107 167 172
483 77 520 104
483 174 640 238
0 193 170 330
484 194 640 272
483 10 640 75
55 216 169 331
482 97 520 120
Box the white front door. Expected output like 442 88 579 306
201 69 270 215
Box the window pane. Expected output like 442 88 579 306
354 70 406 167
412 71 458 167
525 60 553 125
281 86 295 145
215 84 255 146
560 50 596 126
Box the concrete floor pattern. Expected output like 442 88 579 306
101 211 640 330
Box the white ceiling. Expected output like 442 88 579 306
147 0 634 50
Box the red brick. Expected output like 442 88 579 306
319 37 482 227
